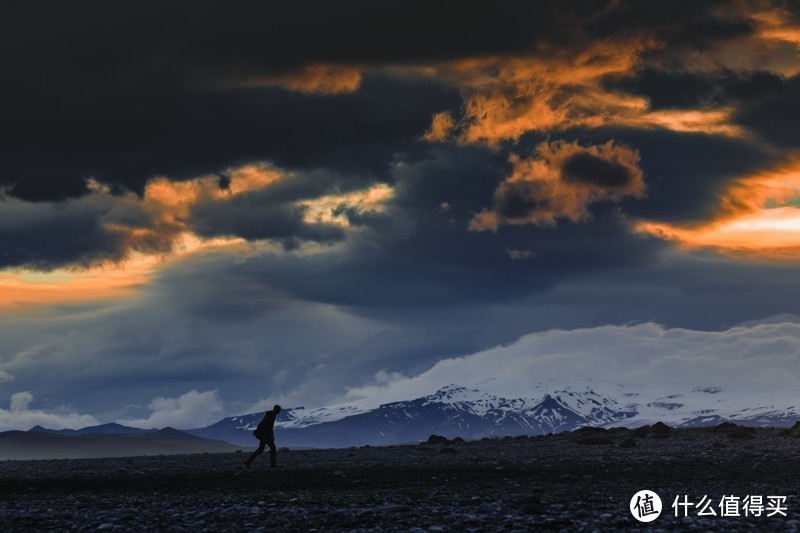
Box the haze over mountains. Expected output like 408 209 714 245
7 384 799 458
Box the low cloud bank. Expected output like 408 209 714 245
0 391 98 431
345 319 800 403
4 319 800 431
117 389 224 430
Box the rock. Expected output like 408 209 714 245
650 421 671 435
426 435 450 445
576 426 607 434
634 425 651 437
727 428 756 439
778 421 800 437
576 436 614 445
516 496 545 515
5 425 800 531
618 438 637 448
439 447 457 454
378 504 411 513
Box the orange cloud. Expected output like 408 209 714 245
416 36 731 146
0 254 157 313
247 64 363 94
299 184 395 228
0 164 287 311
636 108 746 137
420 18 800 146
673 4 800 76
0 163 397 312
470 140 645 231
453 40 652 144
635 154 800 259
100 163 284 258
421 111 456 143
0 234 259 313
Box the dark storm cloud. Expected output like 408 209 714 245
495 182 549 220
1 0 772 203
176 146 666 315
0 70 459 201
735 73 800 148
535 127 776 224
0 199 126 270
561 152 636 188
588 0 755 46
604 69 785 110
2 0 587 79
0 0 578 202
190 201 346 249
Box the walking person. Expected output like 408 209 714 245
244 404 281 469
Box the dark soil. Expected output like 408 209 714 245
2 426 799 531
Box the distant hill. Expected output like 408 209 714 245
0 427 243 460
28 422 153 436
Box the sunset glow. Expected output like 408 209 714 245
636 207 800 257
635 156 800 258
0 233 250 312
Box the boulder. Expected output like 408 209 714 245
650 421 671 435
426 434 450 445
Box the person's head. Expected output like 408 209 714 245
273 404 282 413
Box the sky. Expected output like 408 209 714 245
2 0 800 430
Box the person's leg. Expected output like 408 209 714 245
267 437 277 467
245 440 267 467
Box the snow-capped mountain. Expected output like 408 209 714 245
186 383 800 448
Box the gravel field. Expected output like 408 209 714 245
2 425 800 531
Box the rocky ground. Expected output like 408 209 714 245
1 424 800 531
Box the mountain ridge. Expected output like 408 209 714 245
21 384 800 450
186 384 800 447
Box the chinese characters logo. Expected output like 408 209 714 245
630 489 663 522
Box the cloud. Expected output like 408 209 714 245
0 391 98 431
470 140 645 230
250 64 364 94
0 161 394 285
414 2 798 146
634 152 800 258
3 0 786 203
117 390 224 430
604 68 785 110
345 319 800 402
10 391 31 412
426 38 654 145
0 66 458 202
736 73 800 147
0 194 130 270
421 112 456 143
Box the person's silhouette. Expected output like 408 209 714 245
244 404 281 469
